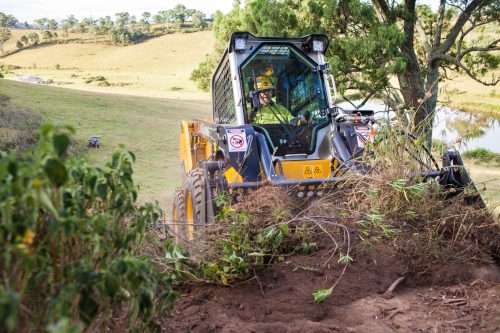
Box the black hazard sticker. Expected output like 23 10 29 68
227 129 247 152
313 165 323 178
303 165 324 179
302 165 313 179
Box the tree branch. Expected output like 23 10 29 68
416 18 432 55
434 54 500 86
457 18 498 57
432 0 446 48
437 0 485 55
459 39 499 58
371 0 390 22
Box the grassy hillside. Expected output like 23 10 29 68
1 30 215 100
0 79 210 205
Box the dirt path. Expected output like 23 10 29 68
162 249 500 333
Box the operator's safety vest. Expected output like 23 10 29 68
254 104 293 124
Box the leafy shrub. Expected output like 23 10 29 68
108 28 148 46
463 148 500 164
0 124 178 332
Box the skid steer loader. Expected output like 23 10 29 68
169 32 479 242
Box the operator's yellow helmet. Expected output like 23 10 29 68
255 76 275 91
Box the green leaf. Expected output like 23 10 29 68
96 183 108 199
53 134 70 157
312 287 333 303
104 274 119 298
44 158 68 186
39 191 60 218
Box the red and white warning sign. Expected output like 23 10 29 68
354 125 371 148
227 129 248 152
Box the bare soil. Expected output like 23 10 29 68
162 247 500 333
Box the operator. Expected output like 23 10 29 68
253 76 293 124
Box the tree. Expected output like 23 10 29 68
192 10 207 29
115 12 131 29
97 16 113 35
139 19 150 33
153 14 163 25
47 19 58 30
27 32 39 45
33 17 48 31
142 11 151 22
157 9 174 28
42 30 53 41
171 4 189 24
66 15 78 28
60 19 71 38
0 27 11 54
0 12 18 27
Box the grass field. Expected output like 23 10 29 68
0 79 210 206
442 72 500 115
1 30 214 100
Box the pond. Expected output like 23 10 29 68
336 101 500 153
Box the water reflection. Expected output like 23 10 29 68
336 101 500 153
434 106 500 152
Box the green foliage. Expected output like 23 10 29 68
312 287 332 303
42 30 53 41
109 27 148 46
199 195 312 285
27 32 39 45
189 53 219 91
0 124 178 331
192 10 207 29
463 148 500 164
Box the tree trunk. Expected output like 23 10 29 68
397 49 427 132
420 61 441 147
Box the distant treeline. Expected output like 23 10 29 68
0 4 212 52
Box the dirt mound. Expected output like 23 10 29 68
162 247 500 332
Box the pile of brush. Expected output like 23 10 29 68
179 127 499 286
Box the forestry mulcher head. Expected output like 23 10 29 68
169 32 482 242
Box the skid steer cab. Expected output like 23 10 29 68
169 32 479 242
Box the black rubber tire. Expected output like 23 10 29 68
169 187 186 243
183 168 206 240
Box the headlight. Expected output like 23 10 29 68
235 37 246 51
312 39 325 52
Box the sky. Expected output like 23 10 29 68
3 0 439 24
0 0 235 23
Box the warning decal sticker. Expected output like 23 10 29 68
303 165 324 179
354 126 371 148
303 165 313 179
227 129 248 152
313 166 323 178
